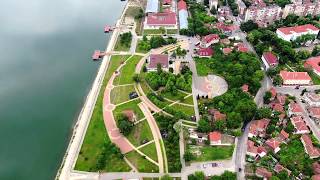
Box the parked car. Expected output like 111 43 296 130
129 92 138 99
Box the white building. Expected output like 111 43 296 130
279 71 312 85
178 0 188 29
146 0 159 13
276 24 319 41
261 51 278 70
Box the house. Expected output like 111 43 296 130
313 162 320 174
270 103 285 113
291 116 310 134
197 47 213 57
305 56 320 76
215 22 239 35
189 131 208 143
265 138 281 153
274 163 291 176
262 51 278 70
208 109 227 121
247 140 258 157
312 174 320 180
270 87 277 100
146 0 159 13
147 54 169 72
301 134 320 159
279 70 312 85
222 47 233 55
276 24 319 42
220 38 231 45
277 130 289 142
309 107 320 120
276 93 287 105
248 118 270 138
145 12 177 29
235 43 249 53
256 167 273 179
209 131 222 145
178 0 188 29
163 0 172 6
304 92 320 107
283 2 320 19
242 84 249 93
200 34 220 48
288 102 303 116
122 110 136 122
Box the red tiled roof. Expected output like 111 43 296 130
289 102 303 113
247 140 258 154
301 134 320 158
274 163 291 175
163 0 172 5
236 43 249 52
276 94 286 105
249 119 270 136
148 54 169 69
305 56 320 74
278 24 319 35
177 0 187 10
223 47 232 55
312 174 320 180
291 116 309 132
280 71 311 81
280 130 289 140
313 162 320 174
270 87 277 98
265 138 281 150
202 34 219 44
257 146 267 154
147 12 177 25
263 52 278 65
208 109 226 121
309 107 320 118
271 103 285 113
256 167 272 178
209 131 221 141
242 84 249 92
197 47 213 57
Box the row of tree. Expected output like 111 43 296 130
137 35 177 52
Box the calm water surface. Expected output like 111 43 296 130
0 0 125 179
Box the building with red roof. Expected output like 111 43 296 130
305 56 320 76
197 47 213 57
290 116 310 134
312 174 320 180
276 24 319 41
279 70 312 85
242 84 249 93
178 0 188 29
276 94 287 105
265 138 281 153
274 163 291 176
177 0 187 10
222 47 233 55
270 87 277 99
304 92 320 107
200 34 220 48
256 167 272 179
288 102 303 116
301 134 320 159
208 109 226 121
278 130 289 142
270 103 285 113
145 12 177 29
248 118 270 138
262 51 278 70
208 131 221 145
236 43 249 53
313 162 320 174
147 54 169 72
246 140 267 158
309 107 320 120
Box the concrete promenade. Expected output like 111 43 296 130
56 2 129 180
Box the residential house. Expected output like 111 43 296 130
305 56 320 76
270 103 285 113
277 130 289 142
313 161 320 175
222 47 233 55
304 92 320 107
279 70 312 85
248 118 270 138
288 102 303 116
208 109 227 121
291 116 310 134
200 34 220 48
147 54 169 72
242 84 249 93
301 134 320 159
261 51 278 70
209 131 222 145
276 24 319 42
270 87 277 100
256 167 273 179
276 93 287 105
189 131 208 143
309 107 320 120
247 140 267 158
312 174 320 180
274 163 292 176
197 47 214 57
265 138 281 153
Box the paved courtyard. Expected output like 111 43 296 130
193 75 228 99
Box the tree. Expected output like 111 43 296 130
157 63 162 74
270 176 280 180
119 32 132 47
117 115 133 136
240 20 258 32
213 120 226 131
275 0 291 7
256 107 272 119
159 27 166 34
227 112 242 129
184 150 194 162
210 171 236 180
285 120 294 133
161 175 173 180
263 91 272 104
277 170 290 180
197 119 211 133
188 171 205 180
133 74 141 82
312 45 320 56
273 75 283 86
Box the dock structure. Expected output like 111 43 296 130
104 25 113 33
92 50 106 60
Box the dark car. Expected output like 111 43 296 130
129 92 138 99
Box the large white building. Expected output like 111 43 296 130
276 24 319 41
282 2 320 18
178 0 188 29
279 71 312 85
146 0 159 13
244 5 282 27
144 12 178 29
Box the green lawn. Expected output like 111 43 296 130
195 58 213 76
192 145 234 162
113 99 144 121
110 85 135 105
167 29 178 34
114 55 143 85
170 104 195 116
139 142 158 162
75 55 131 172
127 120 153 147
182 95 194 105
161 91 189 102
143 29 163 35
114 37 131 51
125 151 159 172
309 72 320 85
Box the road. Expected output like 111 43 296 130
276 86 320 141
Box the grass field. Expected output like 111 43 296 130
127 120 153 147
170 104 195 116
139 142 158 162
192 145 234 162
114 55 143 85
167 29 178 34
75 55 131 172
114 38 131 52
143 29 163 35
113 99 144 121
195 58 213 76
182 95 194 105
110 85 135 105
125 151 159 172
161 91 189 101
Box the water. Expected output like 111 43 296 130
0 0 125 179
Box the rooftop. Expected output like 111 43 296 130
178 0 187 10
146 12 177 25
301 134 320 158
289 102 303 113
263 51 278 65
197 47 213 57
277 24 319 35
209 131 221 141
265 138 281 150
305 56 320 73
280 71 311 81
202 34 219 44
148 54 169 69
146 0 159 13
291 116 309 133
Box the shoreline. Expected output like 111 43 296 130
55 2 129 179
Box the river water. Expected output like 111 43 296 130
0 0 125 179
